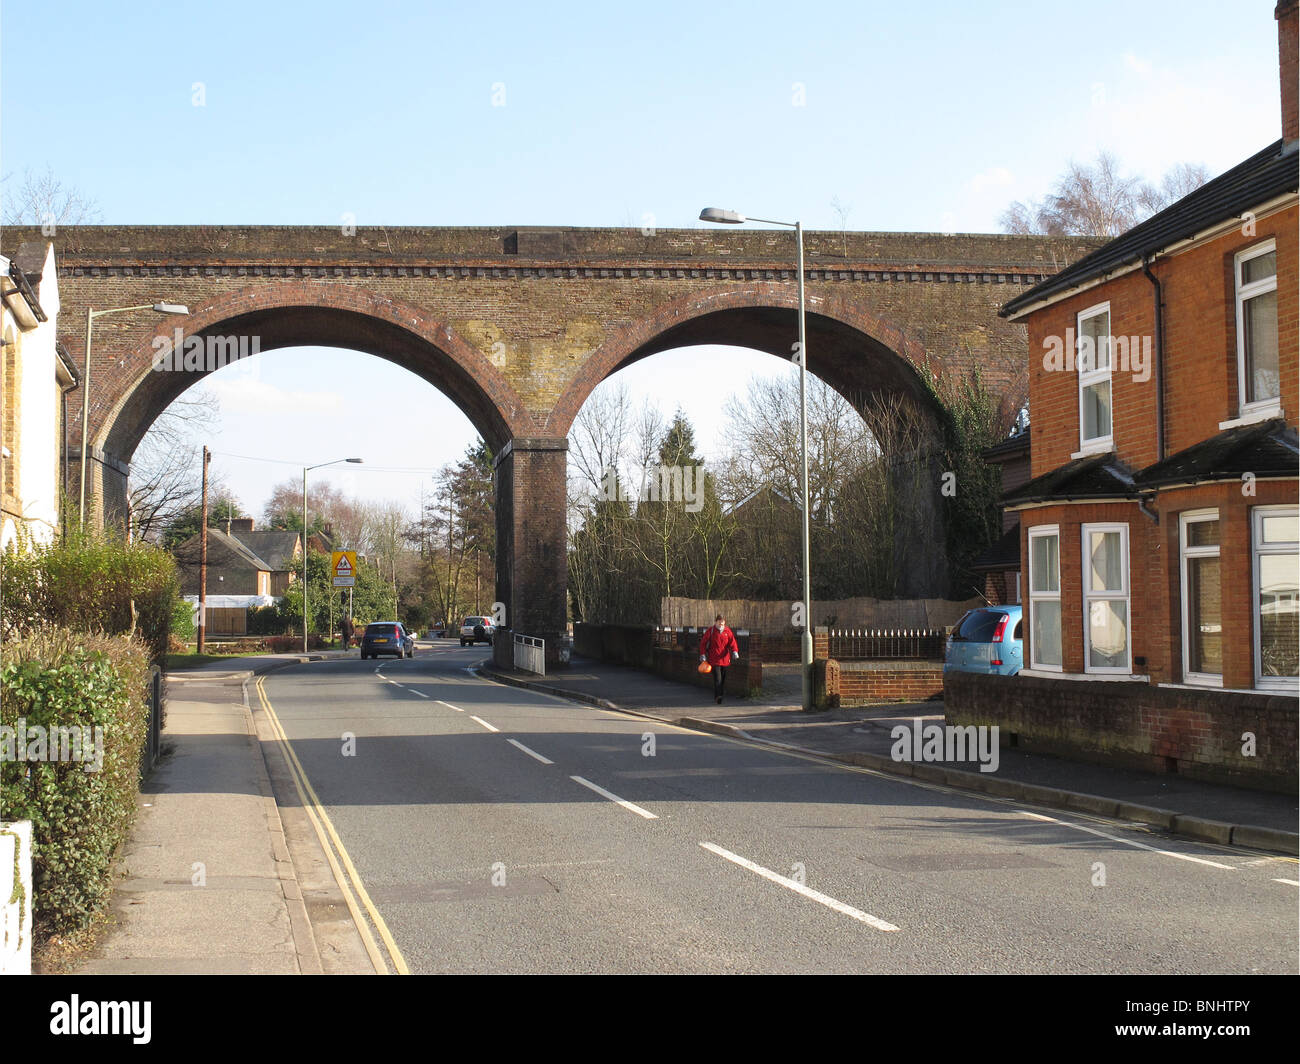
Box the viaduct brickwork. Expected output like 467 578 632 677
6 225 1095 663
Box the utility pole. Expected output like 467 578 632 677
198 446 210 654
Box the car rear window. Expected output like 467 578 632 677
367 623 398 635
955 609 1007 642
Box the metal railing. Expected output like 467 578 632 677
514 633 545 676
828 627 945 661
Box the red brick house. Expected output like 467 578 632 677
997 3 1298 701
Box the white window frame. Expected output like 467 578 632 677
1082 522 1130 674
1235 239 1281 419
1179 509 1222 687
1027 525 1062 672
1076 301 1113 455
1252 505 1299 692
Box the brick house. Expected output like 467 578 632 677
220 517 301 596
996 3 1298 701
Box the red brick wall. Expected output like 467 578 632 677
835 661 944 701
1025 205 1297 477
652 646 763 693
1019 479 1297 687
1280 0 1298 143
945 670 1296 792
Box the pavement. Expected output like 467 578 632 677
480 654 1300 856
70 649 355 975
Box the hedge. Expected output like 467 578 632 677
0 629 152 937
1 532 180 662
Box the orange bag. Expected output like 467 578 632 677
697 661 712 674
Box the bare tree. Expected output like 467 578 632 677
128 387 220 543
1001 152 1210 238
3 165 103 228
831 196 853 257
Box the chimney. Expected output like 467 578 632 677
229 517 255 533
1279 0 1298 145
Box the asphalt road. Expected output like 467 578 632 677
259 643 1299 975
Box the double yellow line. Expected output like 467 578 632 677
254 675 410 975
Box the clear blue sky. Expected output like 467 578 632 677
1 0 1285 517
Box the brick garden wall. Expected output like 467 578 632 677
837 661 945 701
944 670 1297 792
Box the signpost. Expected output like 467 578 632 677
331 551 357 648
332 551 356 588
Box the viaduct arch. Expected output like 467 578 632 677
9 225 1095 664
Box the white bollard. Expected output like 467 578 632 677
1 820 33 975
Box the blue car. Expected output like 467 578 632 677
944 605 1023 676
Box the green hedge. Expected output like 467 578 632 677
1 532 180 662
1 629 152 937
170 598 196 643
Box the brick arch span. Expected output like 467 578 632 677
98 281 533 463
546 283 943 437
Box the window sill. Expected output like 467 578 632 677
1019 668 1150 682
1219 405 1283 430
1071 442 1113 460
1158 681 1290 696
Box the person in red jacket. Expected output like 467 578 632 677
699 614 740 704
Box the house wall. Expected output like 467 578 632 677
1018 479 1296 688
1 247 63 547
1026 206 1297 477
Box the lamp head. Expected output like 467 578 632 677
699 208 746 224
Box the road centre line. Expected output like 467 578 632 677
507 738 554 764
699 841 899 932
570 775 659 819
1273 878 1300 886
470 715 500 732
467 665 1264 870
437 700 465 712
1014 810 1238 869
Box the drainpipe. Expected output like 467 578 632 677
1142 255 1165 461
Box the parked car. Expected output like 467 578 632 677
361 621 414 659
460 616 496 646
944 605 1023 676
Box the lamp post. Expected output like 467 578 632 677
79 302 189 527
303 457 363 652
699 207 813 711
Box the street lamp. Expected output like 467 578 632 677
80 302 191 526
699 207 814 711
303 457 363 652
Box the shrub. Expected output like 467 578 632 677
170 598 196 643
1 629 152 938
1 531 181 663
247 604 287 636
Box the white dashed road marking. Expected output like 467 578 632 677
699 842 899 932
507 739 555 765
570 776 658 819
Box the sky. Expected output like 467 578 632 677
0 0 1286 521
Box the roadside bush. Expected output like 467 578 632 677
264 634 325 653
1 531 181 663
0 629 152 938
171 598 196 643
247 604 287 636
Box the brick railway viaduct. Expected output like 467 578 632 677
8 224 1094 664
